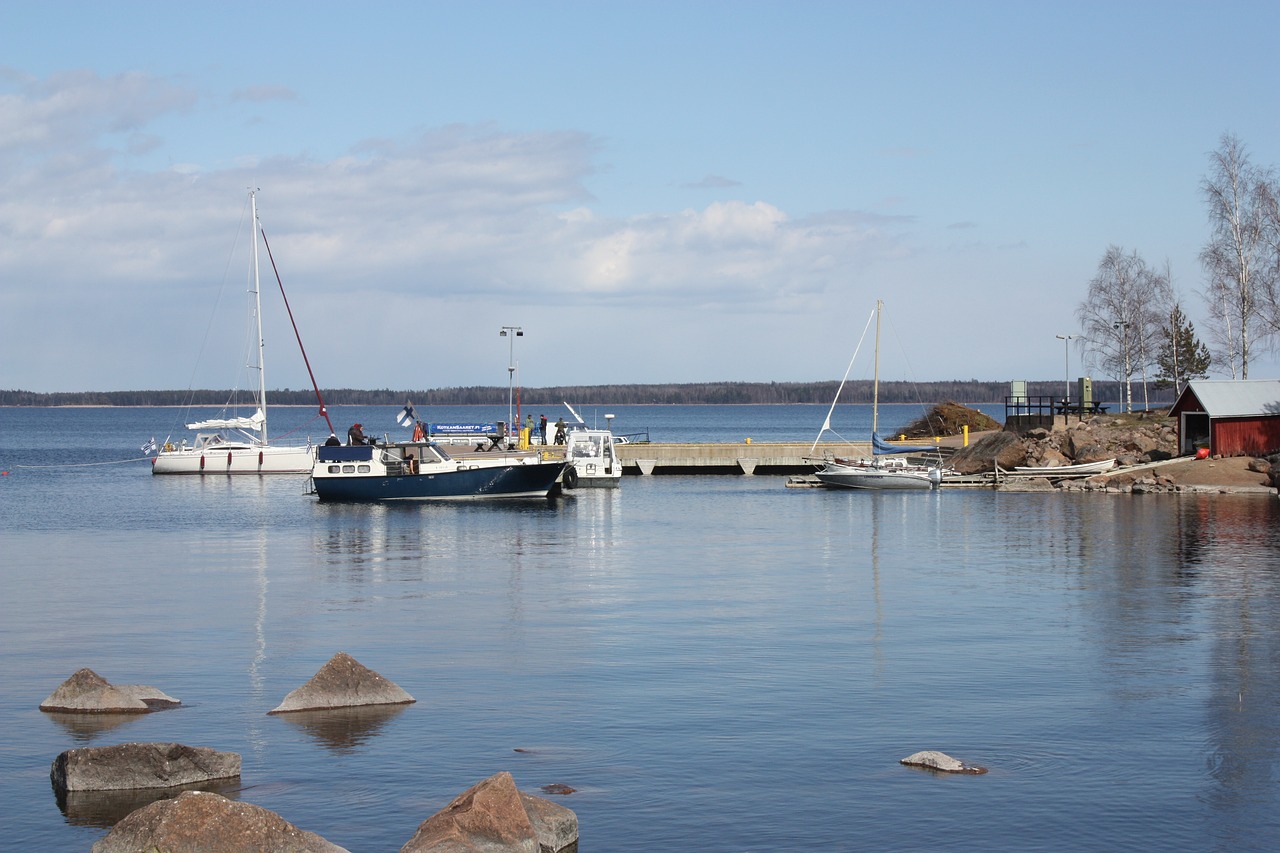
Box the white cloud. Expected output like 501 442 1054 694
0 70 936 390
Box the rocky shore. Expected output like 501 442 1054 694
947 411 1279 495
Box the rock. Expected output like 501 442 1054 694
269 652 415 714
399 771 578 853
998 477 1054 492
51 742 240 792
39 668 180 714
90 790 348 853
948 432 1026 475
520 791 579 852
900 750 987 774
1248 457 1271 474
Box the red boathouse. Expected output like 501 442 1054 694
1169 379 1280 457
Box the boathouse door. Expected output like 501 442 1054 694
1180 412 1210 455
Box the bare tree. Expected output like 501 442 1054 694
1255 173 1280 335
1199 133 1275 378
1077 246 1170 412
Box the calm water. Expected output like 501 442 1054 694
2 406 1279 851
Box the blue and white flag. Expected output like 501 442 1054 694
141 437 158 455
396 403 417 427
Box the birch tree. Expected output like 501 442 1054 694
1199 133 1274 378
1077 246 1169 413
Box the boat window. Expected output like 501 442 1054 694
327 465 341 473
358 465 370 473
342 464 356 473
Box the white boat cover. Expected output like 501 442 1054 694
186 408 265 431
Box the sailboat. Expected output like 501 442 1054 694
811 300 943 490
152 191 334 474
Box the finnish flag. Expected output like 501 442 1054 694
396 403 417 427
141 436 158 455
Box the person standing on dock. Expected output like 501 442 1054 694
554 417 566 445
539 414 548 445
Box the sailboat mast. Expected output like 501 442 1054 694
251 189 268 443
872 299 882 436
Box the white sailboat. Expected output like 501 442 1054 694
812 300 943 490
152 191 333 474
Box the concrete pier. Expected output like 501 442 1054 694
616 441 873 475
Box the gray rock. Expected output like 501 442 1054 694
400 771 578 853
948 432 1026 475
900 750 987 774
90 789 348 853
520 791 579 853
269 652 415 714
39 668 179 714
51 742 240 792
998 477 1055 492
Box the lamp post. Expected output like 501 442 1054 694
1055 334 1078 406
499 326 523 430
1113 321 1131 413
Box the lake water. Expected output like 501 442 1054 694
2 405 1279 851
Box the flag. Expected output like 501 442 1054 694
396 403 417 427
141 437 158 455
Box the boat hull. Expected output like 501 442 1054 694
311 459 566 502
152 444 313 475
816 463 940 490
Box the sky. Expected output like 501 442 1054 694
3 0 1279 394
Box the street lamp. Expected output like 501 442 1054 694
1113 321 1131 413
1055 334 1078 405
499 326 523 430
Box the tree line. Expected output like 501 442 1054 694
1076 132 1280 410
0 379 1169 408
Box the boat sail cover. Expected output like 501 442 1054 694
872 431 937 455
186 408 266 431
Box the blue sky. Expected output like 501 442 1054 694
3 1 1278 393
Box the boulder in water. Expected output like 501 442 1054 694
269 652 414 714
900 750 987 774
51 742 240 792
399 771 578 853
40 668 179 714
90 790 348 853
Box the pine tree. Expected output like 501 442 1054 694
1155 304 1211 392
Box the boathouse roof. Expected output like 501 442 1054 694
1171 379 1280 418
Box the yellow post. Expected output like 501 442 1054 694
745 437 752 445
963 425 969 446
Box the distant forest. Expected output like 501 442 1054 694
1 380 1173 407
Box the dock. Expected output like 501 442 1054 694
614 441 948 475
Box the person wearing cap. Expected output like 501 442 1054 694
347 423 369 445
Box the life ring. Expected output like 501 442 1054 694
562 466 579 489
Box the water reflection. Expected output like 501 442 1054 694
42 711 146 742
273 704 410 753
1190 497 1280 842
55 778 244 828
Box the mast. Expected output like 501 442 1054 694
872 299 882 437
250 189 268 445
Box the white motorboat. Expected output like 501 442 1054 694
557 404 622 488
151 191 333 474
